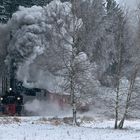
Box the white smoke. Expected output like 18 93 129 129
24 99 71 116
6 0 76 93
0 24 10 46
0 0 97 99
0 24 10 62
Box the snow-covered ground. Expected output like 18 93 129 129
0 117 140 140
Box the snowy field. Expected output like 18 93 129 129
0 117 140 140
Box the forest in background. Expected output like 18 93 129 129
0 0 140 128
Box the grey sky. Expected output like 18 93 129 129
116 0 139 10
116 0 139 27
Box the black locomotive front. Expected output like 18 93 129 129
0 89 23 115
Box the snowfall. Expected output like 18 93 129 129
0 116 140 140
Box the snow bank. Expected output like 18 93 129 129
0 117 140 140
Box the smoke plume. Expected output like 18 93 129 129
5 0 74 93
24 99 71 116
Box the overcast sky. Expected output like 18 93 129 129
116 0 139 10
116 0 139 27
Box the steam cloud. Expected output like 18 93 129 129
24 99 71 116
3 0 75 93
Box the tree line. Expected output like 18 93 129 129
0 0 140 129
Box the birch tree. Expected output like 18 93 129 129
106 0 133 129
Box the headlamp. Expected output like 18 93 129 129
9 88 12 91
17 97 21 100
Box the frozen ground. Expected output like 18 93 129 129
0 117 140 140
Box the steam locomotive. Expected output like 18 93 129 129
0 88 23 115
0 58 90 116
0 58 24 116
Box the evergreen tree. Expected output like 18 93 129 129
75 0 110 80
0 0 19 23
106 0 118 12
0 0 8 23
101 0 132 86
0 0 56 23
77 0 106 58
